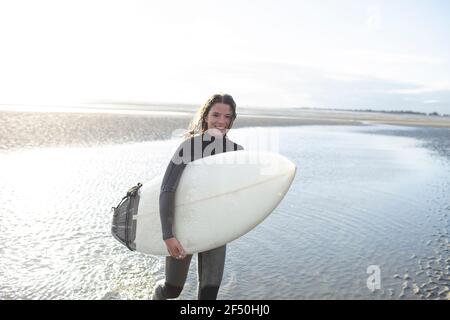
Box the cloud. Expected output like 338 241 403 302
388 84 450 95
215 59 450 113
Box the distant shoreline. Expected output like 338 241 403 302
85 101 450 117
2 102 449 117
1 103 450 130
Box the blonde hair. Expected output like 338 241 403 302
184 94 237 138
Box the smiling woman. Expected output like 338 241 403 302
205 103 234 136
152 93 244 300
185 94 237 138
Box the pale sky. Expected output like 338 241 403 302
1 0 449 113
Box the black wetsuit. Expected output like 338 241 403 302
153 132 243 300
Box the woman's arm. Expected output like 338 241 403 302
159 139 191 258
159 161 186 241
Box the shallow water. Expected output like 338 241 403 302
0 124 449 300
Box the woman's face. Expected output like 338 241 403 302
205 103 233 136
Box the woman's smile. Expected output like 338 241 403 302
206 102 233 136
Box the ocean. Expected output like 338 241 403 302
0 111 449 299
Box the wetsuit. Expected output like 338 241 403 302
153 132 243 300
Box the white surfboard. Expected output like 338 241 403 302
112 151 296 255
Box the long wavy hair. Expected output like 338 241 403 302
184 93 237 138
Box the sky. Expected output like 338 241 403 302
0 0 449 113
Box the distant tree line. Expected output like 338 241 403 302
346 109 449 117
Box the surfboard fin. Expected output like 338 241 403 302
111 182 143 251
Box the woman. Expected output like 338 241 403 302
152 93 244 300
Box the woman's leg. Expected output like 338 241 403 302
197 245 226 300
152 254 193 300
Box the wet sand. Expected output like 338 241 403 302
1 105 449 151
1 124 448 300
0 105 449 300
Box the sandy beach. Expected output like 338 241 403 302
1 104 449 151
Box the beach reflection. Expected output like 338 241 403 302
0 122 449 300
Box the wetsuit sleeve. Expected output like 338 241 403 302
159 140 189 240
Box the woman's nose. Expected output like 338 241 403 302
217 116 228 124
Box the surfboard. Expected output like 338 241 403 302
111 151 296 255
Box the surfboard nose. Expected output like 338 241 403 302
277 153 297 175
283 157 297 189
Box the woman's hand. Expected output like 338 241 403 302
164 237 186 259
